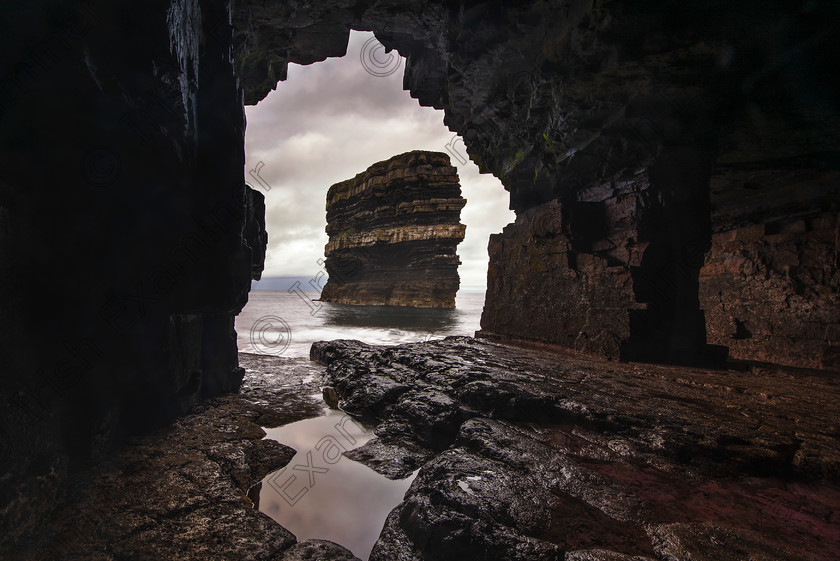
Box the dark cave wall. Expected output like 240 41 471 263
462 1 840 366
0 0 265 544
701 213 839 370
479 151 718 363
700 158 840 370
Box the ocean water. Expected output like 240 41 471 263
236 290 485 357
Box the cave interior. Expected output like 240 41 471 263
0 0 838 556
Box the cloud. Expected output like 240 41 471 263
245 31 515 290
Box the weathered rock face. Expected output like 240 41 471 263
320 151 466 308
700 214 839 370
699 155 840 370
312 337 840 561
477 153 730 364
0 0 265 546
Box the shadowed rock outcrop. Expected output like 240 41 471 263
1 0 265 546
700 155 840 370
320 151 466 308
312 337 840 561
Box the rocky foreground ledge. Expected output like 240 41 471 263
8 339 839 560
4 356 360 561
312 337 840 561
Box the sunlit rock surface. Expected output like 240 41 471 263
320 151 466 308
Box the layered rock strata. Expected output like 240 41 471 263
478 172 720 365
313 337 840 561
320 151 466 308
700 213 839 370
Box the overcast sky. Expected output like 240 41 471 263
244 31 514 291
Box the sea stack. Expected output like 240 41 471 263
320 151 466 308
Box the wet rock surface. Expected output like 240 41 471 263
312 337 840 561
2 356 360 561
282 539 361 561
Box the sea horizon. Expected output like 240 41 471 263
251 274 487 293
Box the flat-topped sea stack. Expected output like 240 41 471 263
320 151 466 308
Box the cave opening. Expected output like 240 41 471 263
3 3 839 558
235 30 514 558
236 30 514 357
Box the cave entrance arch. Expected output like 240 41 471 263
237 30 514 354
234 9 725 367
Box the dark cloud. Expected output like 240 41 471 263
245 31 514 290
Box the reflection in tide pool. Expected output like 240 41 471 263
258 409 417 560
